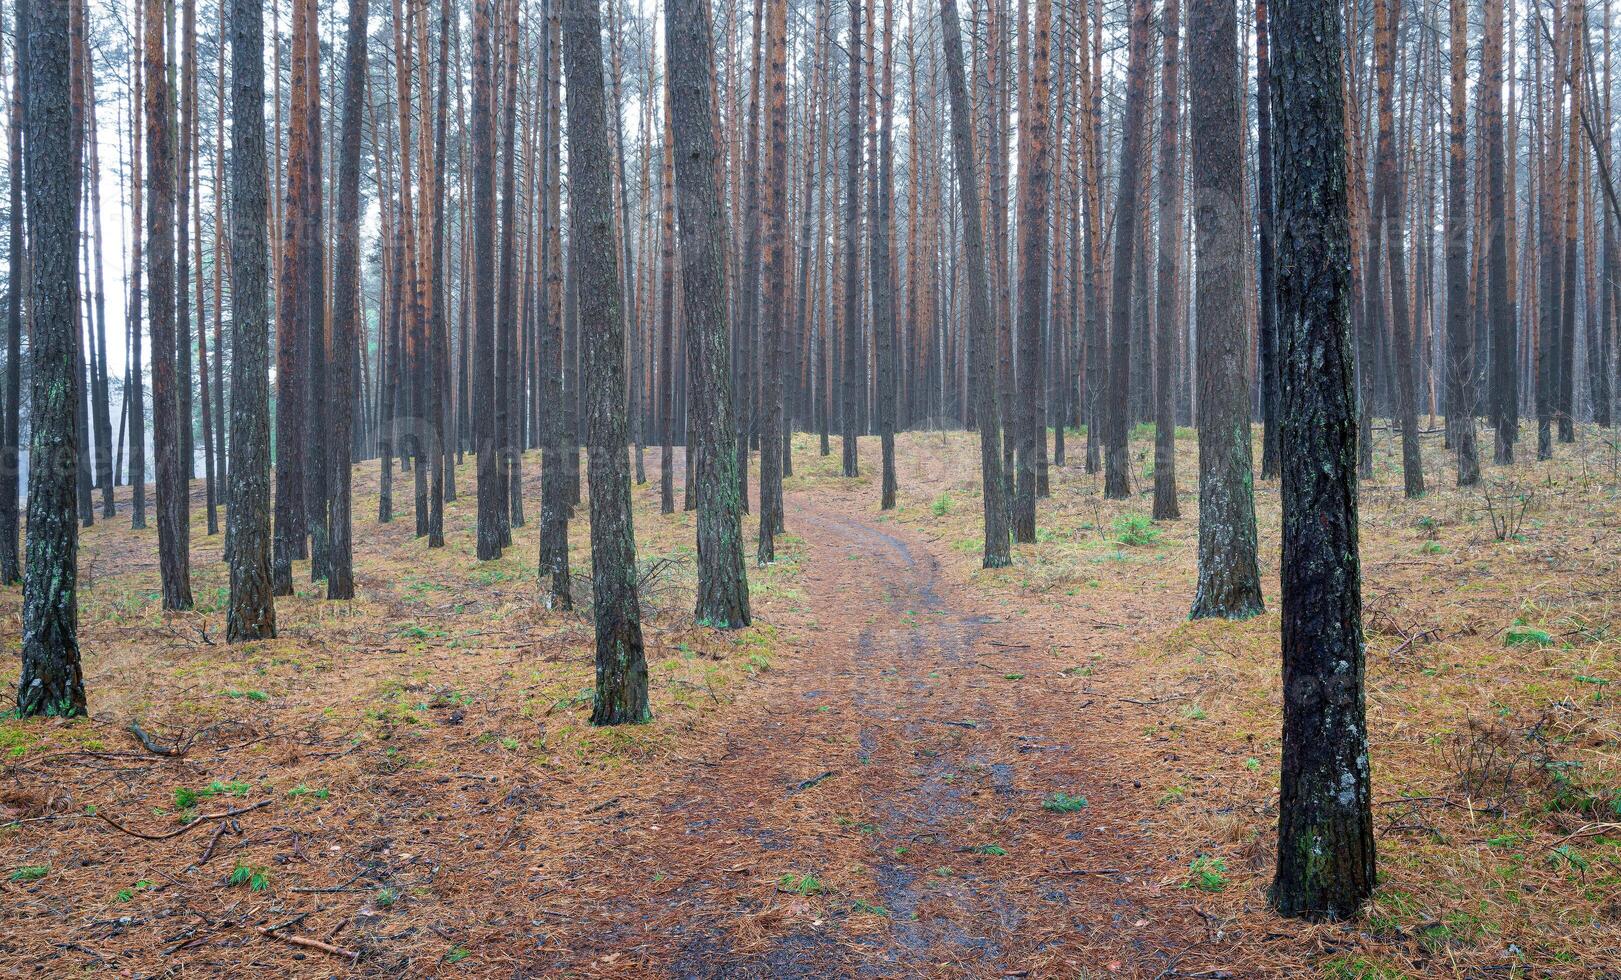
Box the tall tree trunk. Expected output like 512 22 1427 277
301 0 327 579
539 0 572 608
756 0 788 563
1188 0 1263 618
1445 0 1479 484
472 0 501 559
563 0 649 725
326 0 368 600
1374 0 1424 496
941 0 1011 568
146 0 192 610
668 0 752 626
659 92 677 516
1103 0 1150 499
1269 0 1376 918
1012 0 1052 539
1255 0 1280 479
1152 0 1182 519
17 0 88 716
128 0 147 531
0 9 23 587
841 0 863 477
872 0 899 512
272 0 311 591
1484 0 1516 461
224 0 275 641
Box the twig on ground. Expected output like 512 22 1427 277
96 799 271 842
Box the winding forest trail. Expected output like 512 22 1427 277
552 484 1220 977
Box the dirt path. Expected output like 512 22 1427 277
543 488 1221 977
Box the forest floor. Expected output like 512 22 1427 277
2 424 1620 978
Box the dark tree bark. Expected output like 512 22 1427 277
272 0 312 592
1255 0 1279 480
1152 0 1183 519
146 0 193 611
872 0 897 513
757 0 788 561
298 0 327 581
539 0 572 608
0 10 22 587
177 0 195 486
1373 0 1423 497
1188 0 1263 619
472 0 501 560
494 0 520 547
841 0 863 478
17 0 87 717
427 0 450 547
326 0 368 600
225 0 276 642
940 0 1010 568
563 0 649 725
1104 0 1150 499
1445 0 1479 485
1484 0 1516 462
128 0 146 532
1012 0 1052 541
1269 0 1376 918
658 95 676 516
668 0 751 626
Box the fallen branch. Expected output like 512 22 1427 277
197 822 233 865
128 721 182 757
96 799 271 842
791 771 837 793
254 925 359 962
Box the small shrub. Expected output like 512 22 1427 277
777 872 826 896
930 493 953 517
9 865 49 882
1183 855 1228 892
1041 792 1089 813
1114 514 1159 547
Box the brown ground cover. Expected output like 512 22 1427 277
2 425 1618 978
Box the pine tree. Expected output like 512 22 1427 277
1269 0 1376 918
1188 0 1262 619
563 0 649 725
1103 0 1150 500
940 0 1011 568
326 0 369 600
668 0 752 626
17 0 88 717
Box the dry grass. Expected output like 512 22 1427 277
859 422 1621 978
1 424 1619 977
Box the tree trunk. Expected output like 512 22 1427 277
17 0 88 716
1269 0 1376 918
224 0 276 641
941 0 1011 568
1255 0 1279 480
668 0 751 626
1152 0 1183 519
325 0 368 600
1445 0 1479 485
272 0 311 591
146 0 192 611
1103 0 1150 499
1188 0 1263 619
1484 0 1516 461
472 0 501 560
562 0 649 725
0 11 23 587
841 0 863 477
1373 0 1424 496
539 0 572 608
